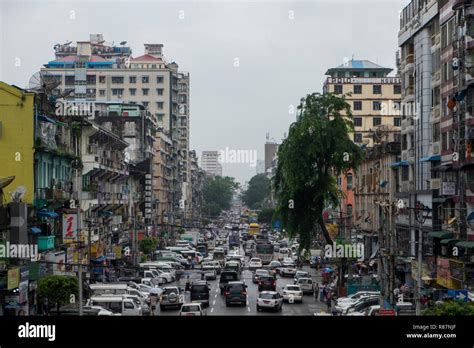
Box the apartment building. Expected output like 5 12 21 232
41 34 193 231
324 60 402 238
202 151 223 176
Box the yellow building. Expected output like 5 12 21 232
0 82 35 204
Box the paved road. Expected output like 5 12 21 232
158 261 328 316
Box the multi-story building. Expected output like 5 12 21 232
41 34 190 235
324 59 402 239
189 150 204 227
201 151 222 176
264 142 279 174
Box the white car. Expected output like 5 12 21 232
249 258 263 270
256 291 283 312
294 271 310 283
84 305 119 316
282 284 303 303
154 269 174 284
280 266 297 277
296 278 314 294
336 291 380 306
179 303 207 316
281 257 295 266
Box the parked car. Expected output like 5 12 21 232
336 291 381 306
224 281 248 306
256 291 283 312
336 295 380 315
282 284 303 303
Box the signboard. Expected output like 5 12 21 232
7 268 20 290
441 182 456 196
106 252 116 260
447 289 468 302
113 246 122 259
62 214 78 240
18 281 28 304
45 251 66 275
379 309 395 316
327 77 401 84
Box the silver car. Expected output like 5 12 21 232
256 291 283 312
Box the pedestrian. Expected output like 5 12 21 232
314 283 320 301
185 276 191 292
326 291 332 312
149 294 158 316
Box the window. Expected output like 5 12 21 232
354 117 362 127
112 89 123 96
394 117 401 126
156 76 164 83
353 101 362 111
346 204 353 217
99 90 105 96
394 85 401 94
401 166 409 181
156 88 164 96
394 133 401 143
373 117 381 126
354 133 362 143
99 76 106 83
142 76 149 83
129 88 136 96
129 76 136 84
334 85 343 94
432 86 440 106
433 123 440 142
142 88 149 96
124 302 134 309
354 85 362 94
111 76 124 84
373 85 382 94
442 131 448 151
142 101 149 108
346 173 353 190
373 101 381 111
402 134 407 150
157 102 164 109
179 95 187 103
156 113 164 122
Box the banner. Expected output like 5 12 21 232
7 268 20 290
62 214 78 240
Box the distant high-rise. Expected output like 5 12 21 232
256 160 265 174
201 151 222 176
264 142 279 173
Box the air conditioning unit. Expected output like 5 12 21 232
433 107 440 118
432 143 440 155
430 178 441 190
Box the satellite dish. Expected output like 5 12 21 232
10 186 26 203
28 71 60 93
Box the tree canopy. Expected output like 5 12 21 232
242 174 270 209
202 175 239 218
38 275 78 313
423 301 474 316
273 92 363 250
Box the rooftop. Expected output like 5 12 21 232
325 59 392 76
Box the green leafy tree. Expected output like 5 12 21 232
38 275 79 314
202 175 239 218
242 174 270 209
274 92 363 250
258 208 275 223
423 301 474 316
140 236 158 256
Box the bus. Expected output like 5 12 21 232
248 223 260 236
255 242 274 264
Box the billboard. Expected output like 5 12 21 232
62 214 78 240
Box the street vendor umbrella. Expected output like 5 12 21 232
324 267 334 273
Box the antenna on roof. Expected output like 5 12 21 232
352 54 354 61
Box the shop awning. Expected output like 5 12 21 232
420 155 441 162
440 238 458 245
98 210 114 217
37 115 57 124
29 227 42 234
428 231 453 239
456 241 474 249
37 211 59 218
431 163 454 172
91 256 106 263
390 161 410 168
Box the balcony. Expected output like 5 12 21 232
452 0 471 10
404 54 415 73
403 86 415 103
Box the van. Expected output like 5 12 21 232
224 261 241 275
219 271 239 294
89 284 146 299
88 296 143 316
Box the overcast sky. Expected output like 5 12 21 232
0 0 408 184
